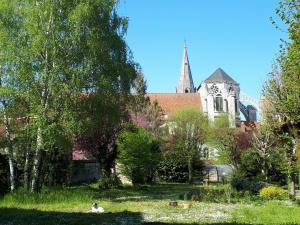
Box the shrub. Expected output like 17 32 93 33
116 124 161 184
179 190 201 201
157 152 188 183
259 186 288 200
191 194 201 201
230 171 267 194
230 175 250 192
98 174 121 189
249 181 267 194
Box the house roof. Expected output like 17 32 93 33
205 68 238 85
147 93 201 117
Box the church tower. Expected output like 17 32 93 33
176 42 195 93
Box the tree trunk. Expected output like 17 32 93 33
3 103 15 192
24 147 31 191
288 137 298 198
31 127 43 193
188 157 193 184
290 179 296 197
262 159 268 182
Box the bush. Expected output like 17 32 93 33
116 124 161 184
178 190 201 201
230 171 267 194
259 186 288 200
98 174 121 189
249 181 267 194
157 152 188 183
230 175 250 192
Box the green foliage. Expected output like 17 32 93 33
239 148 262 178
230 171 267 194
213 113 230 129
42 148 72 187
116 123 161 184
237 146 289 185
0 0 138 192
212 115 252 167
259 186 288 200
264 0 300 196
157 151 188 183
98 174 121 190
168 108 208 183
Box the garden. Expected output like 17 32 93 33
1 183 300 225
1 1 300 225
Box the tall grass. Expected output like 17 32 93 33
0 186 94 207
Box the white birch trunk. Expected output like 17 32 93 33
31 126 43 193
3 103 15 191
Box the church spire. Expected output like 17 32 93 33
176 41 195 93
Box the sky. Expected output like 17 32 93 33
118 0 288 102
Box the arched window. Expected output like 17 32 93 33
185 88 190 93
224 99 228 112
214 94 223 112
235 98 238 113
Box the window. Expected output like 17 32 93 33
224 99 228 112
214 94 223 112
235 98 238 113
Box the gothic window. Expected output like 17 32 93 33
235 98 238 113
214 94 223 112
224 99 228 112
185 88 190 93
210 84 219 94
228 85 234 94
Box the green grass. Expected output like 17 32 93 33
0 183 300 225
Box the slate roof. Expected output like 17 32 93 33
147 93 201 117
205 68 238 84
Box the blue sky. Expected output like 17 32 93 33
118 0 287 101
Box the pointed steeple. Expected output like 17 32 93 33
176 41 195 93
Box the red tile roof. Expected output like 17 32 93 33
147 93 202 117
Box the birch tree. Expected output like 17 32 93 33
252 128 275 182
0 0 24 192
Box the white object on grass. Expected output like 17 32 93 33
91 202 104 213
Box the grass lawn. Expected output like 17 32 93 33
0 183 300 225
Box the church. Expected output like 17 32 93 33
148 43 258 127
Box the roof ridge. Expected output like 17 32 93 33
205 68 238 84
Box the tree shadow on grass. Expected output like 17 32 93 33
144 223 299 225
1 208 299 225
144 223 253 225
0 207 142 225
